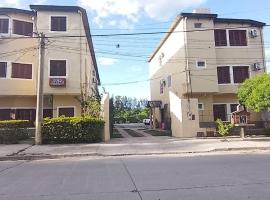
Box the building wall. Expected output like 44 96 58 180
0 12 38 96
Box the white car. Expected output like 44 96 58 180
143 119 150 125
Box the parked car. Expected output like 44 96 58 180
143 119 150 125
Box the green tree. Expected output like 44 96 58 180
238 73 270 112
82 97 101 118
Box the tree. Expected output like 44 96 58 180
82 97 101 118
238 73 270 112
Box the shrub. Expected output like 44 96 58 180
216 119 234 139
42 117 105 144
0 120 31 144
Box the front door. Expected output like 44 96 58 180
213 104 227 121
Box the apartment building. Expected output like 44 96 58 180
149 9 266 137
0 5 100 121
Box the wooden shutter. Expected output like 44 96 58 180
0 62 7 78
213 104 227 121
12 63 32 79
217 66 230 84
0 19 9 33
51 17 66 31
229 30 247 46
58 107 74 117
233 66 249 83
214 29 227 46
50 60 66 76
13 20 33 36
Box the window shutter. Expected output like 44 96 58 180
233 66 249 83
229 30 247 46
0 62 7 77
0 19 9 33
214 29 227 46
217 66 230 84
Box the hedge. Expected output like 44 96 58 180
0 120 31 144
42 117 105 144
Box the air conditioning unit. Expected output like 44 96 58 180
250 29 258 38
252 62 261 71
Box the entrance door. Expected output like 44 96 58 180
213 104 227 121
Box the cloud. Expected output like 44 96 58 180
98 57 118 66
0 0 19 7
78 0 206 27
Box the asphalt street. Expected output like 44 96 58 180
0 153 270 200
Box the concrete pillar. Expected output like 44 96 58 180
101 93 110 142
240 127 245 139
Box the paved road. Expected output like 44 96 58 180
0 153 270 200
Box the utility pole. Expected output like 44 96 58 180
35 32 45 145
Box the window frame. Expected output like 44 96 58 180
229 29 248 46
196 60 207 69
50 15 68 32
213 102 239 122
198 103 204 111
215 29 249 48
217 65 250 85
214 29 227 47
0 62 7 78
217 66 231 85
11 62 33 80
12 19 33 36
0 18 10 34
49 59 68 78
57 106 76 117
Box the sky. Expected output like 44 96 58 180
1 0 270 99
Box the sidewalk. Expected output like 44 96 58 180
1 136 270 161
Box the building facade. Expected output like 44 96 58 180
0 5 100 121
149 9 266 137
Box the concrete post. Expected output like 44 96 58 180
101 93 110 142
240 127 245 139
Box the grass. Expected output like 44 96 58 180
144 129 172 136
124 129 144 137
111 129 123 138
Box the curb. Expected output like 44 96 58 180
1 146 270 161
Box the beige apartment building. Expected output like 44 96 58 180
0 5 100 121
149 9 266 137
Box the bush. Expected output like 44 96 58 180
0 120 31 144
216 119 234 139
42 117 105 144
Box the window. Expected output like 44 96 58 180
213 104 227 121
167 75 171 87
50 60 66 77
92 70 96 77
0 62 7 78
43 109 53 118
194 23 202 28
230 104 238 113
214 29 227 46
233 66 249 83
217 66 230 84
0 109 11 120
160 80 164 94
0 18 9 33
198 103 204 111
196 60 206 68
11 63 32 79
58 107 75 117
229 30 247 46
51 16 67 31
13 20 33 36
